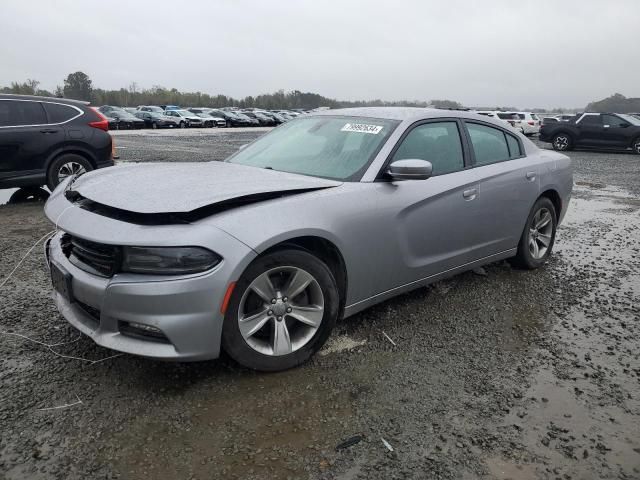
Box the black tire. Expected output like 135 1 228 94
179 121 186 128
632 137 640 155
222 249 339 371
510 197 558 269
46 154 93 191
152 122 158 129
552 133 572 151
226 120 231 128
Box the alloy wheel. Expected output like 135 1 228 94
634 140 640 154
57 161 87 183
238 266 324 356
554 135 569 151
528 207 553 259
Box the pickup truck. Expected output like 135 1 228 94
539 112 640 154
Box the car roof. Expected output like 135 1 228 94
0 93 90 105
311 107 525 130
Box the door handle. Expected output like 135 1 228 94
40 129 58 134
525 171 537 181
463 188 478 201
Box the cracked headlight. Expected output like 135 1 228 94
121 246 221 275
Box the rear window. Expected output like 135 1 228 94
515 114 526 120
44 102 80 123
496 113 516 120
0 100 47 126
579 115 601 125
531 114 539 120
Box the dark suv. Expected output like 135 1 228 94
0 94 114 191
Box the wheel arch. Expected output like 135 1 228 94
45 146 98 171
539 189 563 217
261 235 348 319
552 130 574 142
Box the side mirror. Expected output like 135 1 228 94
387 159 433 181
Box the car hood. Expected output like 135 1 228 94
68 162 342 216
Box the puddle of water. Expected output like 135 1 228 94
489 185 640 479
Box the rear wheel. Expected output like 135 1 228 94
46 154 93 190
632 137 640 155
552 133 572 151
510 197 557 269
222 249 339 371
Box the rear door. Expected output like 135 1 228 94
576 114 605 146
372 119 481 290
463 121 539 259
0 99 51 183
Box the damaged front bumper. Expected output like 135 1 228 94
44 187 257 361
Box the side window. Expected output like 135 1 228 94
505 134 521 158
466 123 510 165
43 103 79 123
602 115 626 127
579 115 602 126
0 100 46 126
392 122 464 175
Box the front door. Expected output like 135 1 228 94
371 120 480 292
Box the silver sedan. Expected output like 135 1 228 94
44 108 572 371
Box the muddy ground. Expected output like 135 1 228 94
0 130 638 479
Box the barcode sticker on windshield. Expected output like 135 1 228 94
341 123 383 134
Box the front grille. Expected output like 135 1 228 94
61 233 119 277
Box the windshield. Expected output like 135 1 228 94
227 116 398 181
176 110 191 116
619 114 640 126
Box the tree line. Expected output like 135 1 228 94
1 71 464 110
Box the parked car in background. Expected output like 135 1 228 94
134 110 180 129
256 110 286 124
208 109 255 127
98 106 145 129
137 105 165 114
0 94 113 190
191 112 226 128
235 111 260 126
161 105 180 111
242 110 275 126
123 107 138 115
163 109 204 128
512 112 541 135
475 111 524 133
45 107 572 371
542 116 559 125
540 112 640 154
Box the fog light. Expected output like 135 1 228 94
119 321 169 343
130 322 161 334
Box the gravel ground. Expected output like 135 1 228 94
0 130 639 479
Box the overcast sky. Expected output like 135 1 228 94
1 0 638 108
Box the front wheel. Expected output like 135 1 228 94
152 122 158 129
632 137 640 155
510 197 557 269
552 133 572 151
179 121 186 128
222 249 339 371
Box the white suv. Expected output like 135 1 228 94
475 111 524 133
512 112 541 136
